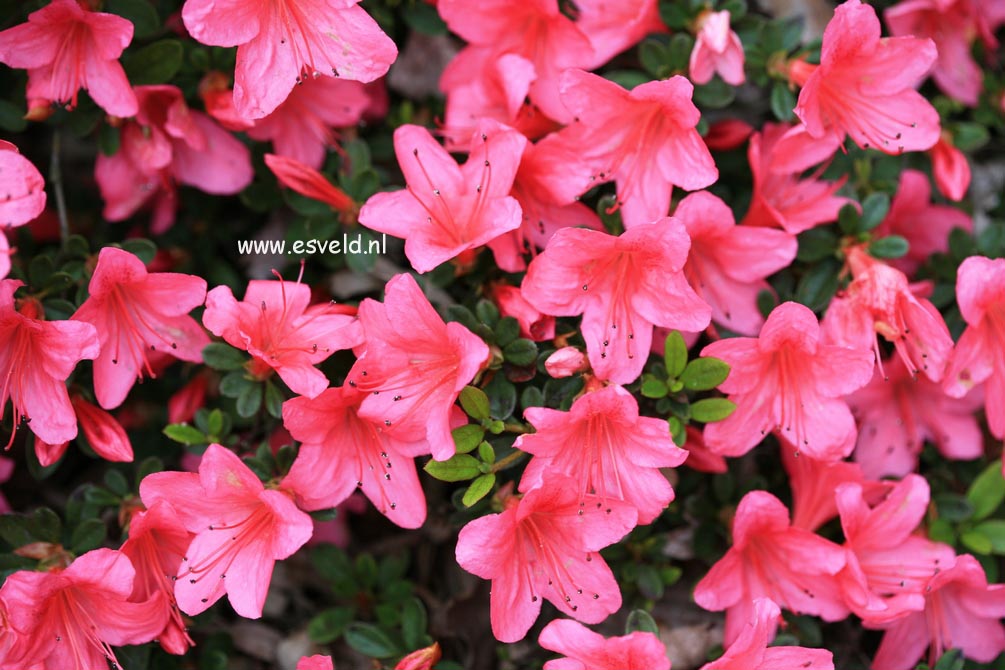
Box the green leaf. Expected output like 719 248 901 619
308 607 355 644
797 227 839 263
446 305 479 332
475 299 500 327
636 564 665 599
639 39 667 76
663 330 688 378
263 380 284 419
962 528 992 555
934 492 974 523
625 609 659 635
693 78 736 108
770 81 795 122
236 382 263 418
640 375 669 399
401 0 447 35
32 508 62 544
400 598 428 650
933 649 964 670
869 235 910 260
679 357 730 391
163 423 207 446
202 343 247 371
494 316 521 348
837 202 861 235
484 374 517 420
98 124 120 157
668 416 686 447
859 192 890 231
659 1 691 29
103 469 130 496
967 461 1005 520
795 257 841 311
690 398 737 423
70 518 106 553
462 473 496 507
105 0 161 38
344 623 399 659
477 441 495 465
423 454 481 482
503 339 538 367
122 39 184 85
0 99 27 133
452 425 485 454
951 122 989 152
973 520 1005 554
459 386 491 421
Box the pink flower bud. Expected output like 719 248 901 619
395 642 441 670
544 347 588 378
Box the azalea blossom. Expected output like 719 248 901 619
675 190 796 336
870 554 1005 670
701 301 874 460
573 0 664 69
72 246 209 409
0 0 137 117
694 491 849 645
551 69 718 228
489 283 555 342
181 0 397 120
849 356 984 478
823 245 954 382
358 123 525 273
455 477 637 642
700 598 834 670
394 642 441 670
265 153 356 215
538 618 670 670
517 385 687 524
836 475 955 623
781 445 874 532
298 655 334 670
943 255 1005 438
203 278 361 399
929 133 972 202
523 220 711 385
0 279 99 449
689 10 745 86
871 169 972 276
281 385 427 529
778 0 940 172
0 548 167 670
0 141 46 230
344 274 490 461
140 443 314 619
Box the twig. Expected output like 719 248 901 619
49 131 69 247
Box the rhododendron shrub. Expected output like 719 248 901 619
1 0 1004 668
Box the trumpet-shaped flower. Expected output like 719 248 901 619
140 444 314 619
689 10 745 86
701 301 873 460
538 618 670 670
455 478 637 642
0 141 46 229
523 220 711 385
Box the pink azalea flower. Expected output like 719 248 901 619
281 385 427 529
437 0 596 122
517 385 688 524
70 394 133 462
885 0 986 106
870 554 1005 670
168 371 209 425
264 153 356 215
701 301 874 460
929 133 972 202
0 0 137 117
741 122 851 234
0 456 13 513
693 491 849 645
357 123 525 273
943 255 1005 438
689 10 745 86
139 443 314 619
71 246 209 409
0 548 167 670
95 85 253 233
0 141 46 230
836 475 956 623
0 280 99 449
489 283 555 342
780 0 940 172
0 233 10 281
871 169 972 276
181 0 396 120
247 76 370 169
523 220 711 385
538 618 670 670
573 0 664 70
703 118 754 152
199 71 255 132
675 191 796 336
345 274 489 461
682 425 728 474
781 445 873 532
552 69 718 228
298 655 334 670
120 500 196 655
455 478 637 643
823 245 954 382
203 278 362 399
849 356 984 478
699 598 834 670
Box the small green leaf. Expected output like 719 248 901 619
122 39 184 85
951 123 989 152
105 0 161 38
796 227 839 263
973 520 1005 554
967 461 1005 520
344 623 399 659
664 330 688 378
770 81 795 122
690 398 737 423
452 425 485 454
163 423 207 446
0 99 27 133
423 454 481 482
494 316 520 348
795 257 841 311
202 343 247 371
859 192 891 231
308 607 354 644
459 386 491 421
679 357 730 391
837 202 861 235
933 648 964 670
400 598 429 650
935 492 974 523
475 299 500 328
869 235 910 259
99 124 120 157
636 565 665 599
263 380 285 419
640 375 669 399
668 416 686 447
70 518 106 553
477 441 495 465
236 382 263 418
103 469 129 496
625 609 659 635
503 339 538 367
462 473 496 507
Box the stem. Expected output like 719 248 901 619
50 131 70 248
490 449 527 473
